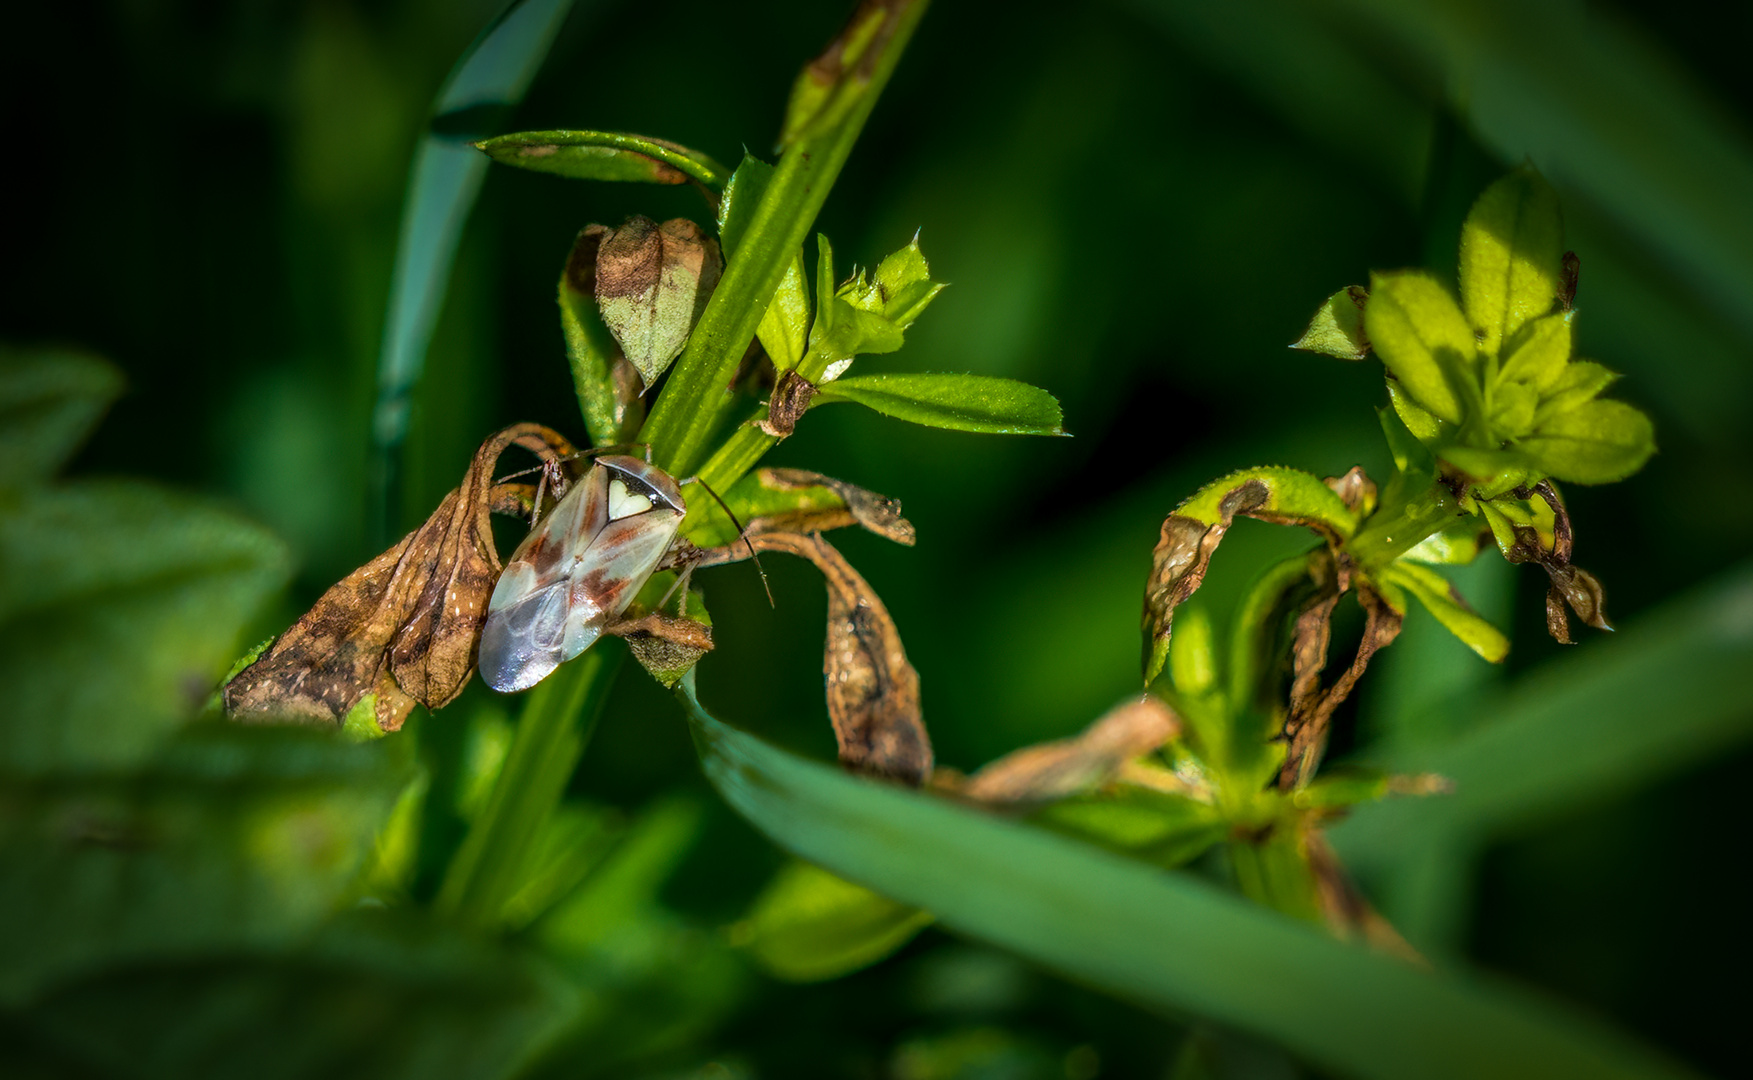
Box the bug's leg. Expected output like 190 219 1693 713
682 476 774 608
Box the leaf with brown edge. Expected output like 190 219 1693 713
1142 467 1360 684
743 531 929 786
682 467 916 552
224 423 576 732
960 696 1180 806
1491 480 1613 644
595 216 723 387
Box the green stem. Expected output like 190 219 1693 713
638 0 930 475
1345 481 1463 569
435 639 623 929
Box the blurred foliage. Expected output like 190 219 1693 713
5 0 1752 1077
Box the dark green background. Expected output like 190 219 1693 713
6 0 1750 1075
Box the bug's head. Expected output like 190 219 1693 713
597 455 686 517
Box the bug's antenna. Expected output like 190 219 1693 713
687 476 774 608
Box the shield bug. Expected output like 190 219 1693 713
478 452 762 693
479 454 687 692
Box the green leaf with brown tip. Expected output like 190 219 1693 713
474 129 729 187
1519 398 1656 484
1459 169 1564 357
595 217 723 387
811 373 1065 436
1291 286 1371 360
1366 271 1476 425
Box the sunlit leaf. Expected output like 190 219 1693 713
1375 562 1510 663
1518 399 1656 485
1365 271 1475 425
1459 168 1564 357
1497 311 1573 393
812 373 1065 436
1291 286 1370 361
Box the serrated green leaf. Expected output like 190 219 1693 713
812 373 1065 436
1459 169 1564 357
736 859 934 982
1366 272 1476 424
474 129 728 187
1532 360 1619 428
839 235 946 331
1291 286 1371 360
1378 563 1510 663
681 681 1695 1080
1519 398 1656 484
1497 311 1573 393
0 348 123 489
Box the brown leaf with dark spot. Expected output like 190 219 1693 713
757 369 818 438
609 610 715 689
595 216 722 386
1142 480 1269 680
962 696 1180 806
1503 479 1612 644
224 423 575 731
741 531 930 785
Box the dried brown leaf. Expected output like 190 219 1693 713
1279 573 1403 791
754 468 916 546
224 423 576 731
962 696 1180 805
1142 480 1269 679
745 531 930 785
609 610 715 689
1503 479 1612 643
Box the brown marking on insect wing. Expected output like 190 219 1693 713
963 695 1180 805
1141 480 1270 679
745 531 930 785
757 370 819 438
224 423 576 730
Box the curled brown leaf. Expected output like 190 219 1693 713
961 696 1181 806
1278 572 1403 791
1142 480 1269 681
757 369 818 438
223 423 575 731
1504 479 1612 643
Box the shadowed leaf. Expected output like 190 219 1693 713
735 859 934 982
0 348 123 490
475 129 728 186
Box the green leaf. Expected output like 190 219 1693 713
1033 787 1226 869
734 859 934 982
371 0 577 518
474 129 728 187
0 348 123 489
0 724 409 1004
1518 398 1656 485
1176 466 1358 538
1290 286 1371 361
1365 271 1476 425
1532 360 1619 429
839 235 947 331
1497 311 1573 393
1376 563 1510 663
0 481 290 771
715 157 812 373
1486 380 1537 439
1401 521 1494 566
679 680 1696 1080
1459 169 1564 357
559 228 638 447
811 373 1066 436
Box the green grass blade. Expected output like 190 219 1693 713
678 679 1698 1080
370 0 579 538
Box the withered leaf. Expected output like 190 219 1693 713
1279 573 1403 791
1142 480 1269 682
1502 479 1612 643
609 610 715 689
224 423 575 732
595 216 723 387
743 531 930 786
753 468 916 546
1304 829 1424 963
962 696 1180 806
757 369 819 438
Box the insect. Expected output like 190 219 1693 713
478 453 756 693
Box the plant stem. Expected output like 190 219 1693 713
638 0 930 476
435 639 622 929
1346 482 1463 569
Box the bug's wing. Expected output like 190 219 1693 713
572 511 684 623
478 563 575 692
